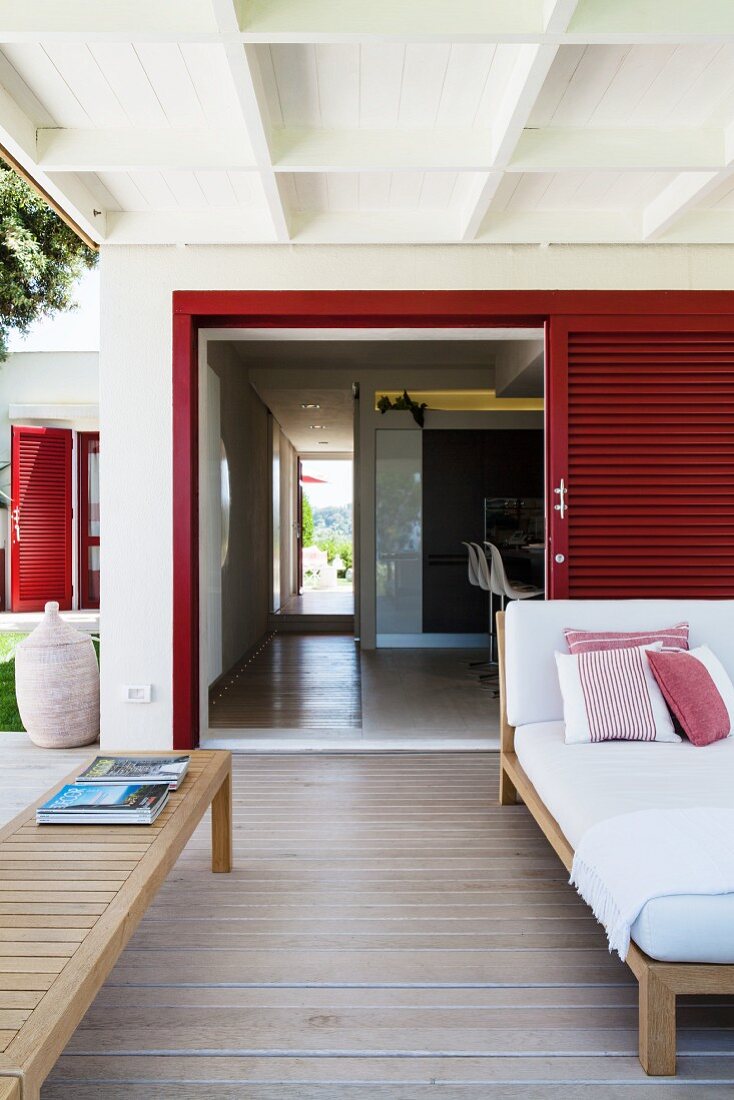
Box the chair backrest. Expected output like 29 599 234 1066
462 542 479 587
484 542 508 597
470 543 492 592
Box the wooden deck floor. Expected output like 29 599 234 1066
35 751 734 1097
209 634 362 731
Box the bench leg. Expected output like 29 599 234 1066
499 763 517 805
211 769 232 873
639 968 676 1076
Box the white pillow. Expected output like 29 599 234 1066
555 642 680 745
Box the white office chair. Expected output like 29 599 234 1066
484 541 544 603
462 542 491 671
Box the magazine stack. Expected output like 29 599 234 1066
35 755 191 825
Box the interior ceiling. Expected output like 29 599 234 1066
234 337 543 453
6 4 734 245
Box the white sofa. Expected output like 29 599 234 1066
499 599 734 1075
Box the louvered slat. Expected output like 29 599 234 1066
561 327 734 598
11 429 72 612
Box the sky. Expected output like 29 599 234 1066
6 267 100 353
302 459 353 508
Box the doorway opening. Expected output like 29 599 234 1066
197 326 545 751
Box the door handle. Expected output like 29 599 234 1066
554 478 568 519
11 506 20 543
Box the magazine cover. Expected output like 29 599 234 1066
39 783 168 813
77 756 189 787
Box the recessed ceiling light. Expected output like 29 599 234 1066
309 424 327 429
301 402 320 409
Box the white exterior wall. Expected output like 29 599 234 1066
99 242 734 749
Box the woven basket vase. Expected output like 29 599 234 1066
16 602 99 749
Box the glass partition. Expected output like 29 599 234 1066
375 429 422 639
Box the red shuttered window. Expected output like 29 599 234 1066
548 317 734 599
11 427 73 612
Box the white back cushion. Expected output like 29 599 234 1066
505 600 734 728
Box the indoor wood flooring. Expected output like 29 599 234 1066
41 753 734 1097
209 633 361 731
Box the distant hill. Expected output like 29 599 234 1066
313 503 352 540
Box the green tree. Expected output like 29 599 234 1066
0 163 98 360
301 492 314 547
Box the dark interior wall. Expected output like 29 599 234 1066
422 429 544 633
208 343 271 671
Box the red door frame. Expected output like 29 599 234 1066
78 431 100 609
173 290 734 749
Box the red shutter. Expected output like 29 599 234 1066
11 427 73 612
548 316 734 599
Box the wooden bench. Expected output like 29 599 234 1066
0 748 232 1099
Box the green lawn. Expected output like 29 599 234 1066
0 634 100 733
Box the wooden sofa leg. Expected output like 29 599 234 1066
211 769 232 873
639 969 676 1076
499 763 517 805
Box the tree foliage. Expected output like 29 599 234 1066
301 492 314 547
0 163 98 360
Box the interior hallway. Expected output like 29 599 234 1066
43 752 734 1097
206 633 499 750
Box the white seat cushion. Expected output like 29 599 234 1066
514 722 734 962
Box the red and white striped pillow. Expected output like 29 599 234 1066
564 623 689 655
555 642 680 745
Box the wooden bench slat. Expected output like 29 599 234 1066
0 749 231 1099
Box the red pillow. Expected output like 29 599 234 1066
565 623 689 655
647 648 730 747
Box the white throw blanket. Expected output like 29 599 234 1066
570 808 734 959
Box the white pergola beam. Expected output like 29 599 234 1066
513 128 725 172
36 125 730 175
0 0 219 40
0 84 105 245
211 0 291 241
460 0 579 240
37 128 256 172
642 171 730 241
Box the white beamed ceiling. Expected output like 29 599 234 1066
4 1 734 245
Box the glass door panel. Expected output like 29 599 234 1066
78 432 100 609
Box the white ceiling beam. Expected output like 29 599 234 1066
567 0 734 41
513 128 724 172
0 0 219 41
40 125 724 175
37 129 256 173
271 129 494 171
106 206 734 246
459 0 579 239
642 171 731 241
641 118 734 239
210 0 291 241
104 210 277 245
239 0 545 40
0 83 105 246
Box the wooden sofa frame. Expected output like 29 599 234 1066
496 611 734 1076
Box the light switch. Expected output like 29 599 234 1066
124 685 152 703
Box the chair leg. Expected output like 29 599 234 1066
638 968 676 1076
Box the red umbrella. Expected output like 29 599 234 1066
301 474 328 484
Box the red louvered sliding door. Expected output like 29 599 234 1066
11 427 73 612
548 316 734 599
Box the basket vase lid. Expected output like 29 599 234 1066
18 602 92 649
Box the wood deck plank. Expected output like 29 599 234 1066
0 750 722 1098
